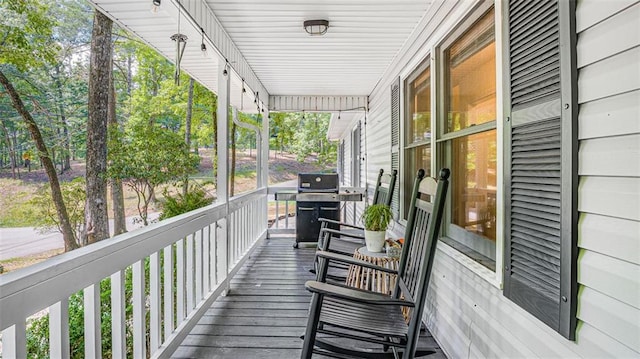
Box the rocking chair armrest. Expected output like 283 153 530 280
305 281 414 307
320 227 365 240
316 250 398 274
319 218 365 231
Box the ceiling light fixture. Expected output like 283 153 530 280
303 19 329 36
151 0 161 13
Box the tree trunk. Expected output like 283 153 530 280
53 65 71 172
108 56 127 236
84 10 112 245
230 122 237 197
0 70 78 251
11 130 21 178
183 78 194 195
0 119 17 179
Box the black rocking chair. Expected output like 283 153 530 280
301 168 450 359
319 168 398 256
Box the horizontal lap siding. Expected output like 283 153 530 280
576 0 640 356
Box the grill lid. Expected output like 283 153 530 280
298 173 339 193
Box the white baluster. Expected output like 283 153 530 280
150 251 161 351
132 260 146 359
203 225 211 293
50 298 70 358
111 271 126 359
163 245 174 341
2 321 26 358
84 283 101 358
186 233 195 310
195 229 203 301
176 237 185 325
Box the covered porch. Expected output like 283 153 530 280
3 0 638 358
0 190 444 358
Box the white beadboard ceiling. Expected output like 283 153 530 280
89 0 430 136
205 0 431 96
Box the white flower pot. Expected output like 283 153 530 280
364 230 386 252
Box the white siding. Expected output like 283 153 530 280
337 0 640 357
576 0 640 356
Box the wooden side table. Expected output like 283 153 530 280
345 246 400 295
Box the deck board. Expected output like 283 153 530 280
172 236 446 358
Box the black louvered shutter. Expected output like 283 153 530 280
352 122 361 187
339 140 345 184
504 0 577 340
390 78 400 219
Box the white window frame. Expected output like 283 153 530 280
431 0 504 287
399 57 434 221
395 0 505 287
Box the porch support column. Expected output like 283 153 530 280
217 67 229 202
216 61 230 293
261 107 269 188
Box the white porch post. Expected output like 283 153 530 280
217 60 230 293
261 107 270 189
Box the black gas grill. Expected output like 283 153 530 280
295 173 340 248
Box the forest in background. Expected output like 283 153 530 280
1 0 337 251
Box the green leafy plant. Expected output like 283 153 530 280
160 184 213 220
107 123 200 225
361 204 393 232
29 177 86 247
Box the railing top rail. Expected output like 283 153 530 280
268 186 296 195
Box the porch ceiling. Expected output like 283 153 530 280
88 0 431 106
206 0 431 96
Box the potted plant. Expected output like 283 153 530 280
361 204 393 252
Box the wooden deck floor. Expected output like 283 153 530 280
172 236 446 359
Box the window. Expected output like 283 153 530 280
403 59 431 219
439 8 497 269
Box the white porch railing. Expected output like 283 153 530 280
0 188 268 359
268 186 297 233
267 186 365 233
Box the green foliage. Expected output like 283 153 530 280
107 122 199 225
274 112 337 165
160 185 213 220
29 177 86 246
0 0 58 70
361 204 393 231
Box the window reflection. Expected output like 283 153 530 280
407 66 431 144
403 59 431 219
445 10 496 133
451 130 497 241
